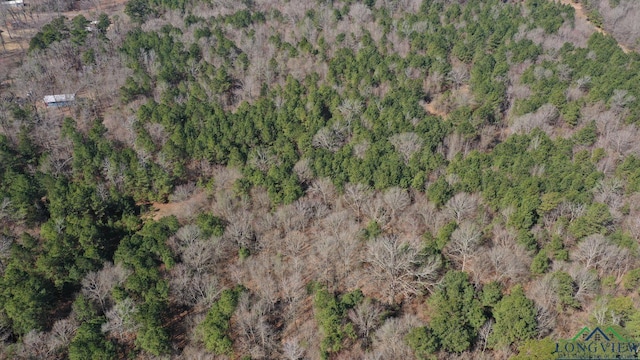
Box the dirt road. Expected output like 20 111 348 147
557 0 632 53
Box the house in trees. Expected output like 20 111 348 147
43 94 76 107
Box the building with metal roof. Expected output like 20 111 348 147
43 94 75 107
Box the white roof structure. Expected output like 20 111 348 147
2 0 25 6
43 94 75 103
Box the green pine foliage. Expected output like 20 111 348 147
531 250 550 275
200 286 244 355
29 17 70 52
196 213 226 237
489 285 538 348
512 337 558 360
481 281 503 308
551 271 581 310
68 319 117 360
429 271 485 353
406 326 439 360
0 258 54 334
313 286 361 359
622 269 640 291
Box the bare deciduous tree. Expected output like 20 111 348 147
343 183 372 219
527 275 558 337
250 255 280 309
21 330 51 359
569 266 599 303
175 224 202 247
413 194 441 233
447 66 469 89
283 339 305 360
348 299 384 345
169 263 221 308
557 63 573 82
332 231 362 285
81 262 129 311
592 298 609 325
527 274 558 309
444 192 480 223
281 230 309 260
389 132 423 164
606 127 638 156
512 103 558 134
212 189 242 219
312 122 348 152
182 236 221 274
337 98 363 130
249 147 280 173
307 177 336 205
293 158 314 184
557 201 586 222
535 305 557 338
145 122 169 148
383 187 411 221
313 234 340 289
280 270 306 323
478 319 493 352
610 89 636 114
225 212 256 250
213 167 243 192
573 234 623 276
102 297 138 341
446 221 482 271
593 109 620 139
368 315 419 359
49 318 78 351
276 204 308 234
363 196 391 228
353 140 370 159
349 3 374 23
576 75 591 91
566 85 585 102
484 243 531 285
593 178 624 208
367 235 441 302
0 198 12 223
424 70 445 94
442 131 470 160
0 234 12 275
169 182 197 202
234 294 278 359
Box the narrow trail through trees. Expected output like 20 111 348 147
557 0 632 53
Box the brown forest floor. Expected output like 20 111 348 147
148 191 209 221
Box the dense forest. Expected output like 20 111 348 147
3 0 640 358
